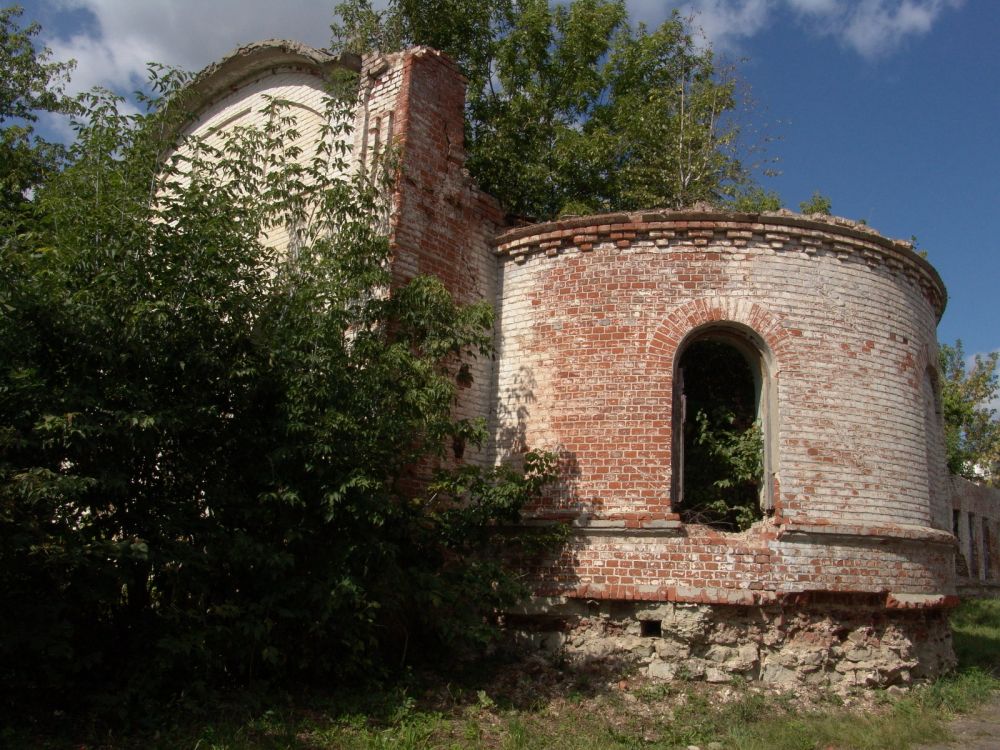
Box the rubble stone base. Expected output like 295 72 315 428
511 598 956 691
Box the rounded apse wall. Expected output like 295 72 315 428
493 209 954 604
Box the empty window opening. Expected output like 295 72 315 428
640 620 662 638
675 336 765 531
969 512 980 579
984 519 993 580
954 508 970 576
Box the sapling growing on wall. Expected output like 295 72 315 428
677 339 764 531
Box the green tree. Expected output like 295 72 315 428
939 341 1000 483
677 340 763 531
0 5 74 212
798 190 832 215
0 20 556 720
333 0 756 219
730 185 782 213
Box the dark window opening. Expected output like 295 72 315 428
954 509 970 576
969 512 980 579
675 338 764 531
983 518 992 580
640 620 662 638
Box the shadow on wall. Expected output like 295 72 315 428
494 363 581 514
491 363 584 597
495 364 536 459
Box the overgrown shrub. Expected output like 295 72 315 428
0 33 556 723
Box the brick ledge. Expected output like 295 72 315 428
776 520 955 546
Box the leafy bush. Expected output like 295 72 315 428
685 410 763 531
0 29 556 722
798 191 832 215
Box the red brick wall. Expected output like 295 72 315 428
358 49 958 608
495 211 955 604
524 525 956 606
357 48 504 459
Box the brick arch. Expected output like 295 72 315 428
643 297 793 369
641 297 793 520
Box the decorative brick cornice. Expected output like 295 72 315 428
494 209 947 319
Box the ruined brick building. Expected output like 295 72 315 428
184 40 1000 688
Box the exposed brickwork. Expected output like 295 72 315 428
521 524 956 605
188 41 978 684
358 49 504 458
495 212 954 612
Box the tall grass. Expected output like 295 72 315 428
10 599 999 749
951 597 1000 676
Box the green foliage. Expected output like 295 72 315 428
0 5 74 215
728 185 783 212
678 340 763 531
685 411 763 531
939 340 1000 483
688 411 763 531
333 0 756 220
0 26 557 722
798 190 832 215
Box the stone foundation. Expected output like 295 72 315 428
512 598 955 691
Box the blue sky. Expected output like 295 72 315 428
20 0 997 362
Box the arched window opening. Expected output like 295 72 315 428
674 332 768 531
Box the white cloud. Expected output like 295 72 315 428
672 0 963 58
39 0 346 96
676 0 776 51
786 0 842 14
841 0 960 58
33 0 966 100
47 25 163 95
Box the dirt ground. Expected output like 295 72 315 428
915 693 1000 749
